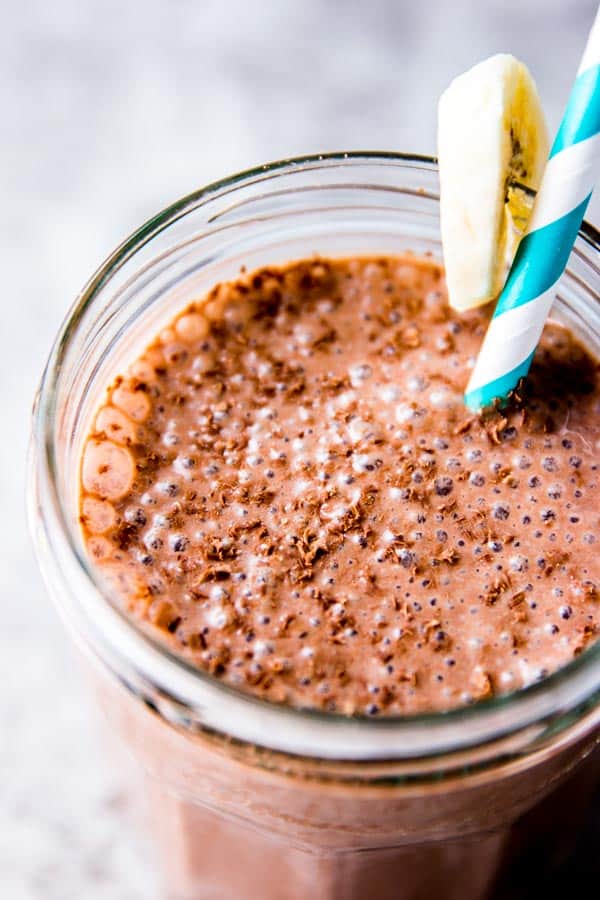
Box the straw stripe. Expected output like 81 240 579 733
551 64 600 156
465 8 600 411
491 194 591 316
529 133 600 231
464 352 536 415
468 291 555 387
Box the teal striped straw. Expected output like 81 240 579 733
465 7 600 411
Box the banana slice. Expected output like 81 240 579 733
438 54 549 311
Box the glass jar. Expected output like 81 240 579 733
30 154 600 900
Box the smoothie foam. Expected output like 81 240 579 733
80 255 600 716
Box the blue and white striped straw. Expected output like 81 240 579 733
465 7 600 411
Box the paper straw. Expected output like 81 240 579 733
464 7 600 411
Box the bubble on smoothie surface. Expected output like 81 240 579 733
79 255 600 716
81 497 116 534
82 439 135 500
175 311 210 343
95 406 136 446
111 384 151 423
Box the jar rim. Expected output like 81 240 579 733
31 151 600 761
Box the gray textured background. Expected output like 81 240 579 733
3 1 598 897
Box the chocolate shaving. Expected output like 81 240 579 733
434 547 460 566
574 624 599 656
544 550 569 576
394 325 421 349
312 326 337 348
484 574 512 606
228 519 265 538
113 522 139 551
469 669 493 700
481 413 508 445
196 566 232 583
205 538 238 561
453 417 475 436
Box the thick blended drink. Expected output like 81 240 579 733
81 255 599 716
30 155 600 900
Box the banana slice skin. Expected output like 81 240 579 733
438 54 549 311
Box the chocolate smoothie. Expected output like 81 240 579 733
80 255 600 717
75 254 600 900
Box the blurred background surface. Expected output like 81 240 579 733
3 1 598 897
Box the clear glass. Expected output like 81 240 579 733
30 153 600 899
